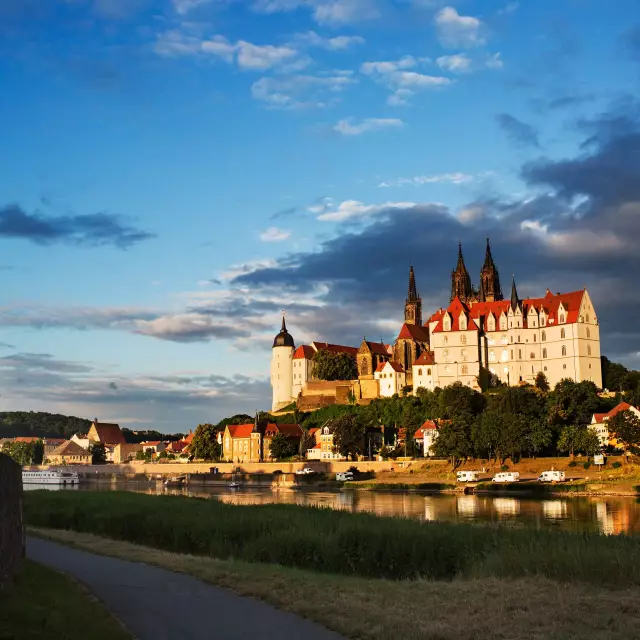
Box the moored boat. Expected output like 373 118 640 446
22 469 79 486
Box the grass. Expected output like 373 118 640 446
345 481 455 492
0 559 131 640
23 490 640 587
28 528 640 640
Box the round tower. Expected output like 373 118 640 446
271 316 295 411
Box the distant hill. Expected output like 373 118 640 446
0 411 92 439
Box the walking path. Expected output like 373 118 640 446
27 537 344 640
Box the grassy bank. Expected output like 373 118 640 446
345 481 456 492
0 560 131 640
28 528 640 640
24 491 640 587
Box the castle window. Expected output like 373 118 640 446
510 349 513 360
543 366 547 371
460 317 466 330
533 335 536 342
443 349 450 361
586 328 590 338
427 368 431 376
461 349 468 362
560 314 565 324
561 328 566 339
518 349 522 360
542 348 547 359
500 316 507 330
541 317 546 327
562 345 567 356
444 365 450 374
541 331 546 342
518 335 521 342
530 352 535 359
489 350 496 362
444 318 450 331
460 335 467 345
461 364 469 375
563 364 567 369
444 336 448 345
586 314 590 323
418 369 422 376
588 345 592 356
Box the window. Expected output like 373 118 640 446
563 364 567 369
541 317 546 327
444 365 450 374
461 349 468 361
561 328 566 339
500 316 507 330
588 345 592 356
586 328 590 338
510 349 513 360
501 334 508 345
586 314 590 323
444 318 450 331
461 364 469 375
560 314 565 324
530 352 535 359
502 349 508 362
518 335 521 342
562 345 567 356
460 317 466 331
541 331 546 341
443 349 450 361
427 368 431 376
518 349 522 360
444 336 448 345
489 350 496 362
460 335 467 345
488 318 495 332
511 336 514 343
418 369 422 376
543 366 547 371
543 348 547 358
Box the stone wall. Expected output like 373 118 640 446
0 453 24 589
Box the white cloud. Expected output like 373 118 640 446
360 57 452 105
236 41 300 70
294 31 365 51
252 0 380 25
171 0 212 14
333 117 404 136
317 199 416 221
378 172 475 187
435 7 486 48
251 74 355 109
486 52 504 69
260 227 291 242
201 36 237 62
497 2 519 16
436 54 472 73
154 29 203 56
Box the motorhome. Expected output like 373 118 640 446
491 472 520 483
22 469 79 485
538 470 565 482
456 470 480 482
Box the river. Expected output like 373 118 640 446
25 481 640 535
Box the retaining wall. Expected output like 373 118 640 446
0 454 24 589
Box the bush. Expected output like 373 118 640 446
23 491 640 587
500 465 509 472
612 461 622 469
568 460 578 468
583 461 591 470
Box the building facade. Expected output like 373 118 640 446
270 240 603 408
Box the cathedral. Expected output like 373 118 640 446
270 239 602 411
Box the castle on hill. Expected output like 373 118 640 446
270 239 602 411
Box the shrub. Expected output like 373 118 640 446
612 461 622 469
583 462 591 470
500 465 509 472
568 461 578 468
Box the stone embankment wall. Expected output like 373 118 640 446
0 454 24 589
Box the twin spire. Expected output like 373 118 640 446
451 238 503 304
405 265 423 326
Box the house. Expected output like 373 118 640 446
166 440 188 455
140 441 167 455
44 438 66 459
305 428 322 460
374 361 406 397
262 423 303 460
307 423 345 461
71 434 91 450
589 402 640 449
222 421 303 463
48 440 92 465
87 419 126 446
414 420 440 457
412 351 436 392
112 443 143 463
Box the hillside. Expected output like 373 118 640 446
0 411 92 439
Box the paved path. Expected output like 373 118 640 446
27 537 344 640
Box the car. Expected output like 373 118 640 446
295 467 315 475
336 471 354 482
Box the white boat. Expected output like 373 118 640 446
228 472 241 489
22 469 79 486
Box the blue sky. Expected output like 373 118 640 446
1 0 639 431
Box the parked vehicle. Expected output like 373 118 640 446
296 467 315 475
336 471 354 482
538 470 565 482
456 470 480 482
492 472 520 483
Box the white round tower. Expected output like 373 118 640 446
271 316 295 411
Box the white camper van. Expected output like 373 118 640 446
538 470 565 483
491 472 520 483
456 470 480 482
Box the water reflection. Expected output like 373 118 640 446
74 482 640 535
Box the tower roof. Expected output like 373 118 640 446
453 241 469 275
510 275 520 311
407 265 419 301
272 315 295 348
482 236 496 271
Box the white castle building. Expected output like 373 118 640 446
270 239 602 411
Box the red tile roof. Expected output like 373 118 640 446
142 441 162 446
89 422 126 445
227 424 254 438
414 421 438 439
376 361 404 373
184 430 195 445
52 440 91 457
427 309 445 324
414 351 435 366
166 440 187 452
14 437 41 443
312 342 358 357
293 345 316 359
397 323 430 342
362 340 389 355
432 297 480 333
594 402 637 423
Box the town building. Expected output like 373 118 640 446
589 402 640 448
87 419 126 446
414 421 439 457
374 361 406 397
112 443 143 463
140 441 166 455
48 440 92 465
270 239 603 409
222 419 302 463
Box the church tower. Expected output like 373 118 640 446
404 265 422 326
270 315 295 411
478 237 503 302
451 242 474 303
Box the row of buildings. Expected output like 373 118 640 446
271 239 602 411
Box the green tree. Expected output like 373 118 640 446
557 425 592 456
190 423 222 461
535 371 550 392
608 410 640 456
312 350 358 381
135 449 145 461
32 439 44 464
580 429 601 456
434 417 474 469
269 432 298 460
90 442 106 465
3 441 35 465
158 450 168 460
331 413 366 460
548 380 600 428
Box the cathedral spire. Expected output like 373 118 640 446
404 265 422 326
479 236 503 302
510 275 520 312
451 242 473 303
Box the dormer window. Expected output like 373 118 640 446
443 317 451 331
500 316 507 330
459 315 467 331
560 314 565 324
541 316 546 327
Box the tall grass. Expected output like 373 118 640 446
24 491 640 586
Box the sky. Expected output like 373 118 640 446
1 0 639 432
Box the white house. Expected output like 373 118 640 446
414 420 439 457
412 351 436 392
589 402 640 448
141 441 166 454
374 361 406 397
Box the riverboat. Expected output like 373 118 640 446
22 469 79 486
164 476 186 488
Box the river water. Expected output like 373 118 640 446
26 481 640 535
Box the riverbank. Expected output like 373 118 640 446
0 559 131 640
23 491 640 586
